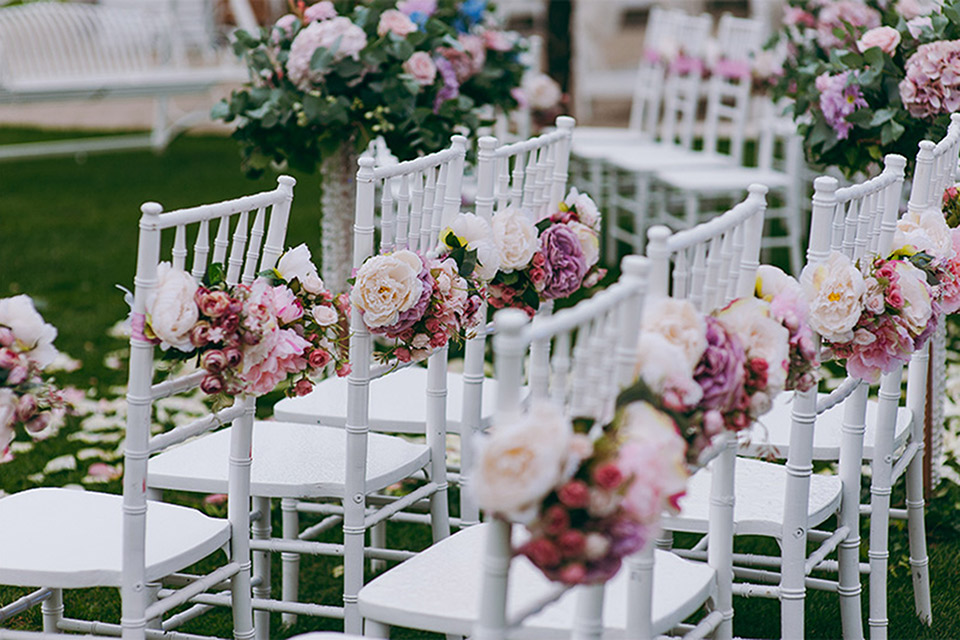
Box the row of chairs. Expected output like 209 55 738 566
571 7 806 276
1 110 957 640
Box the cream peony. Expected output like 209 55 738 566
277 244 326 294
715 298 790 393
800 251 866 343
564 187 600 231
893 208 955 261
473 401 572 523
857 26 901 54
642 298 707 369
634 331 703 408
756 264 802 301
492 206 539 271
895 261 933 334
568 221 600 268
447 213 502 281
0 295 59 368
148 264 199 352
351 250 424 328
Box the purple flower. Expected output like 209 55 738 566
607 517 648 558
380 268 434 334
815 71 868 140
694 316 746 411
539 224 588 300
433 57 460 114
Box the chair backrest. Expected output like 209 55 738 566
459 119 576 527
658 11 713 150
701 15 764 164
626 6 683 139
476 115 576 222
908 113 960 216
646 183 768 312
125 175 296 638
474 255 651 640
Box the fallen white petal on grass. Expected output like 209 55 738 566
44 454 77 474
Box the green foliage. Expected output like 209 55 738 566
215 0 527 177
770 0 960 176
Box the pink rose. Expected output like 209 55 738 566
200 374 224 395
543 505 570 536
522 537 562 568
403 51 437 85
557 480 590 508
197 290 232 318
458 34 486 74
557 530 586 557
189 321 211 348
201 349 228 373
308 347 332 368
483 29 513 51
269 286 304 325
592 462 624 490
224 346 243 368
857 26 901 54
557 563 587 584
377 9 417 37
0 348 18 369
304 1 336 22
294 378 314 396
16 394 37 422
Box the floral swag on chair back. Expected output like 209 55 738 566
771 0 960 175
214 0 528 290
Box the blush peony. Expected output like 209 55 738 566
352 250 425 328
800 251 865 343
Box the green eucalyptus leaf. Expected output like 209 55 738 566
881 120 905 145
204 263 226 287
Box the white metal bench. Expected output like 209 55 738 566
0 1 248 160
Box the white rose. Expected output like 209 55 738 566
564 187 600 231
351 250 423 328
277 244 326 294
800 251 866 343
756 264 802 301
642 298 707 369
447 213 502 281
311 305 339 326
893 208 955 261
716 298 790 393
567 221 600 268
895 261 932 335
634 331 703 407
0 295 58 368
492 206 539 272
147 263 199 352
473 401 572 523
584 532 611 560
520 71 562 110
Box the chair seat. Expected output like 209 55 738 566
740 391 913 461
571 130 649 159
274 367 498 435
664 457 843 538
148 422 431 499
602 145 735 173
655 166 793 193
0 487 230 589
358 523 715 638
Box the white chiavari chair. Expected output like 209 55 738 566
147 139 471 637
355 255 740 640
668 155 906 640
600 14 765 259
0 176 297 640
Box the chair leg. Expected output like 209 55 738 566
280 498 300 628
369 522 387 573
41 588 63 634
631 173 650 254
364 618 390 638
426 350 451 543
343 498 366 635
868 370 901 640
251 496 272 640
905 451 932 625
838 383 867 640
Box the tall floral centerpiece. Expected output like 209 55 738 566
214 0 528 290
771 0 960 176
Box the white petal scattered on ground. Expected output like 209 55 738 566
104 355 125 370
81 415 125 432
10 441 34 454
82 462 122 484
27 473 45 483
69 431 123 444
107 319 132 339
62 484 86 491
77 448 111 460
48 351 83 372
43 454 77 474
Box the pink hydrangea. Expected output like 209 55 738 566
286 17 368 88
304 1 336 22
899 40 960 119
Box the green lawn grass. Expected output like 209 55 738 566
2 129 959 639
